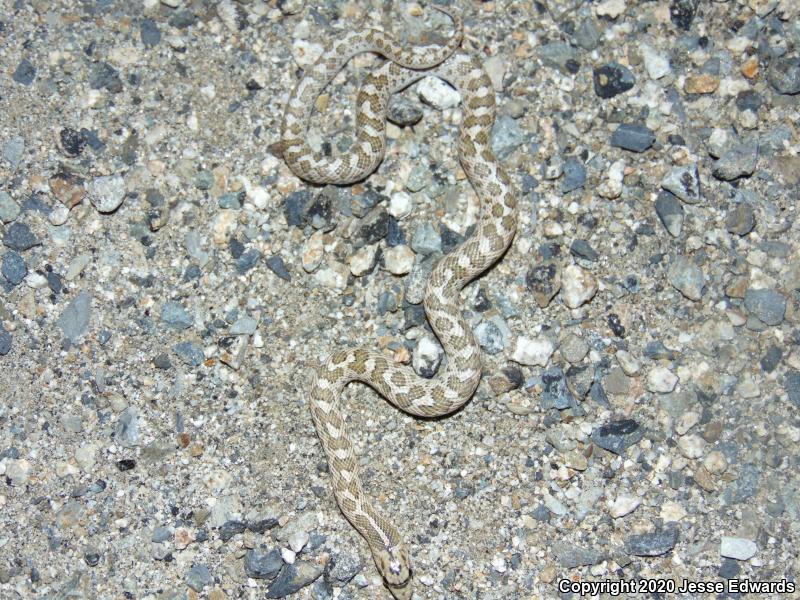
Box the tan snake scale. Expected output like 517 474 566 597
280 6 518 598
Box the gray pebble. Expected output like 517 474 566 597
387 96 423 127
540 367 575 410
230 316 257 335
573 18 601 50
328 552 362 585
661 165 701 204
474 320 505 355
405 164 430 193
411 222 442 255
245 547 282 580
537 41 581 73
153 353 172 370
610 123 655 152
12 58 36 85
161 301 193 330
57 291 92 343
1 251 27 285
561 157 586 193
759 125 791 155
140 19 161 47
743 288 786 326
89 175 126 213
0 192 20 223
712 140 759 180
570 239 598 262
266 562 324 598
724 463 760 504
591 419 644 454
725 203 755 236
668 255 705 301
236 249 262 274
219 520 247 542
3 222 40 251
173 341 204 366
491 114 525 160
185 564 212 592
554 543 603 568
116 407 140 447
655 191 683 237
266 255 291 281
625 527 679 556
784 370 800 408
89 61 123 93
218 191 244 209
767 55 800 95
151 526 172 543
194 170 214 190
2 139 25 170
0 324 11 356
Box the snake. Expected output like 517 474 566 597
279 5 518 598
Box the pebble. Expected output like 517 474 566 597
561 264 597 308
2 138 24 169
712 140 759 180
245 547 282 580
0 191 20 223
511 335 554 367
491 114 525 159
0 324 11 355
356 207 390 245
561 334 589 364
387 191 412 219
417 76 460 109
591 419 644 455
561 157 586 193
573 18 600 51
608 496 640 518
88 175 126 213
667 256 705 301
383 245 415 275
161 301 193 330
329 553 362 585
655 191 683 237
720 537 757 561
474 320 505 355
661 165 701 204
387 96 423 127
526 262 560 308
2 251 27 285
670 0 698 29
413 335 443 378
173 341 204 366
641 44 671 79
593 62 635 98
265 562 323 598
12 58 36 85
537 42 581 74
767 55 800 95
230 315 257 335
610 123 656 153
3 222 40 251
6 458 30 485
625 527 679 556
185 565 212 592
725 203 755 236
140 18 161 47
647 366 679 393
57 290 92 342
266 255 291 281
349 244 377 276
743 288 786 326
677 434 705 459
703 450 728 474
684 74 719 94
236 249 261 274
411 223 441 255
49 205 70 226
287 530 309 553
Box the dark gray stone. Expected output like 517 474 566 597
592 419 644 454
387 96 423 127
328 553 362 584
265 562 324 598
266 255 291 281
1 251 27 285
236 249 262 274
491 114 525 159
185 564 212 592
593 62 635 98
712 141 759 180
767 55 800 95
220 520 247 542
244 547 282 580
561 157 586 193
625 527 679 556
743 288 786 326
610 123 655 152
670 0 699 30
3 222 40 251
173 341 204 366
537 41 581 73
161 301 193 330
655 191 683 237
726 203 755 236
540 367 575 410
554 543 603 568
89 62 123 93
140 19 161 47
12 58 36 85
785 371 800 408
0 324 11 356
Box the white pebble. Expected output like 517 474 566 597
281 547 297 564
418 76 461 110
703 450 728 474
677 434 706 459
88 174 126 213
641 44 671 79
288 530 309 553
608 495 640 518
313 261 349 291
349 244 378 276
511 335 554 367
561 264 597 308
383 244 415 275
302 231 324 273
720 537 757 561
388 191 413 219
646 366 678 393
674 411 700 435
49 205 70 226
660 500 687 522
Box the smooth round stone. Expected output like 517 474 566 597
383 244 415 275
677 434 706 459
647 366 678 393
88 175 126 213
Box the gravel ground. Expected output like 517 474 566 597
1 0 799 599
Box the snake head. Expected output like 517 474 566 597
373 544 412 599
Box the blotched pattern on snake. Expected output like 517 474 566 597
280 6 518 598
